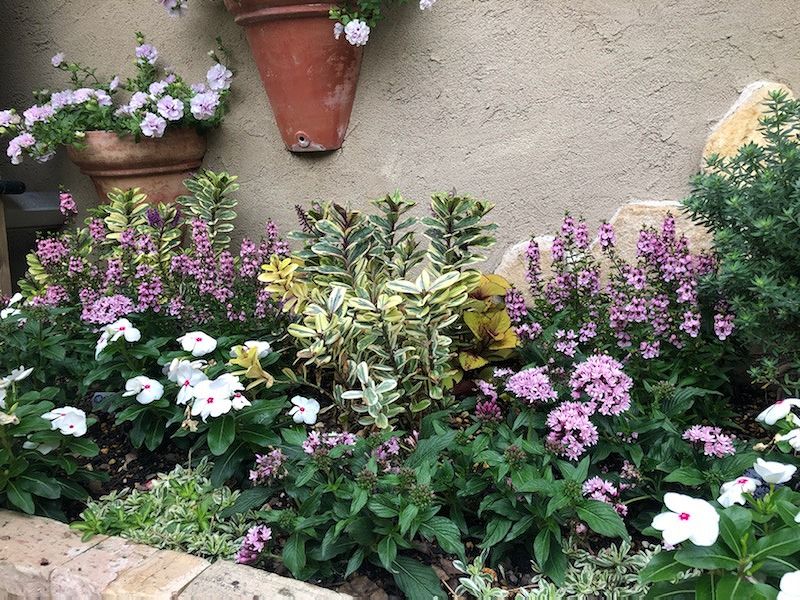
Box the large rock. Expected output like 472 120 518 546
495 201 712 300
102 549 210 600
702 80 794 164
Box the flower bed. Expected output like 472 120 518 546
2 88 800 599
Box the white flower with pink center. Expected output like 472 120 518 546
779 571 800 600
190 378 234 421
123 376 164 405
41 406 87 436
288 395 320 425
717 476 760 508
177 331 218 357
170 361 208 405
754 458 797 484
651 492 719 547
756 397 800 426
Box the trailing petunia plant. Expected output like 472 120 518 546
330 0 439 47
262 191 498 431
1 32 232 165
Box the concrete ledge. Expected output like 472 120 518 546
0 510 352 600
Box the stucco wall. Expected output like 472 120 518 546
1 1 798 264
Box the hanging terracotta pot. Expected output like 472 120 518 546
224 0 363 152
67 129 207 205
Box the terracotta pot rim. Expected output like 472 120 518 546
225 1 338 25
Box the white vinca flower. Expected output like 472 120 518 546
0 365 34 388
1 292 23 319
231 391 251 411
753 458 797 484
190 377 234 421
651 492 719 547
123 376 164 405
777 427 800 451
177 331 217 357
167 360 208 405
779 571 800 600
288 395 320 425
96 318 141 358
756 398 800 426
717 476 761 508
41 406 87 436
218 373 244 396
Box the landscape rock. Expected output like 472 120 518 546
702 80 794 164
179 560 353 600
0 509 102 599
102 549 210 600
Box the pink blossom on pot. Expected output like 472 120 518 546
344 19 370 46
189 91 220 120
156 95 184 121
139 112 166 138
206 63 233 91
135 43 158 65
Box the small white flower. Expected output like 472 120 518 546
756 398 800 426
0 388 5 409
651 492 719 547
344 19 370 46
231 391 251 411
96 319 141 358
717 476 761 508
218 373 244 395
1 293 23 319
123 376 164 405
779 571 800 600
190 378 234 421
41 406 87 436
51 52 65 67
419 0 437 9
777 428 800 451
167 358 208 404
753 458 797 484
230 340 272 359
288 395 320 425
0 366 34 388
177 331 218 357
109 76 120 91
333 22 344 40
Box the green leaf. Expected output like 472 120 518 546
480 518 512 548
207 415 236 456
752 527 800 560
391 556 445 600
719 507 751 558
664 466 707 486
345 548 365 578
419 516 465 560
64 437 100 457
219 487 272 518
644 579 699 599
577 500 628 539
674 542 739 570
716 575 759 600
639 551 686 583
282 533 307 576
377 536 397 571
398 504 419 536
368 496 399 518
6 481 35 514
17 473 61 500
350 487 368 514
210 442 247 487
533 528 552 568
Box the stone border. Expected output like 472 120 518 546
0 510 351 600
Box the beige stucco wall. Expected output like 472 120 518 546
1 1 798 264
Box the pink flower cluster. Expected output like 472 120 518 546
249 449 286 484
234 525 271 565
682 425 736 458
569 354 633 416
545 401 599 460
582 476 628 517
302 431 357 455
506 366 558 404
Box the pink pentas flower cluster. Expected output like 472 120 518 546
249 449 287 484
683 425 736 458
569 354 633 416
234 525 271 565
582 476 628 516
506 366 558 404
546 401 599 460
302 431 357 455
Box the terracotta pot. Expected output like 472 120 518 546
225 0 363 152
67 129 207 205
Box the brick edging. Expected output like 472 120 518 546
0 510 351 599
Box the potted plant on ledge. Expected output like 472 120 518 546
0 33 234 205
163 0 438 152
